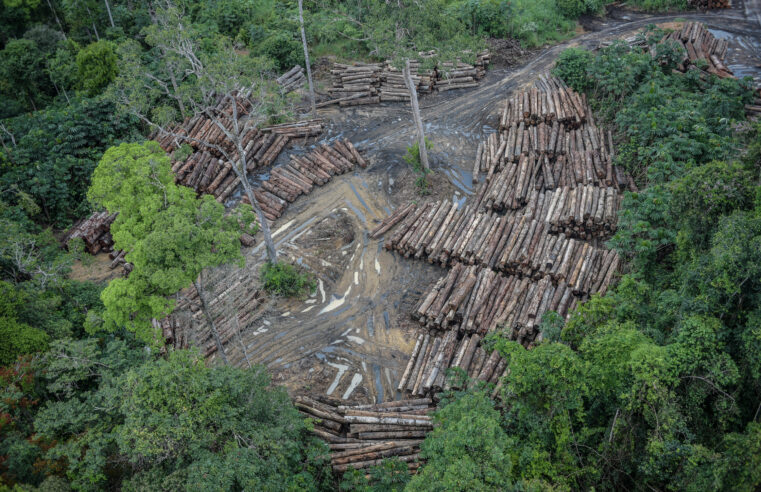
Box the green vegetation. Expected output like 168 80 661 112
403 139 434 195
89 141 256 343
260 261 315 298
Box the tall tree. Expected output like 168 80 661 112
403 59 429 171
88 141 256 355
297 0 316 118
110 1 283 263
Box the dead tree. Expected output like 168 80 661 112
298 0 317 118
112 1 280 263
403 59 430 171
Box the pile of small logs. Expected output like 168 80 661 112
499 76 588 129
294 395 432 474
327 63 382 107
241 138 367 222
158 280 265 357
688 0 730 11
412 262 582 335
662 22 733 77
322 51 490 107
64 211 117 254
277 65 306 93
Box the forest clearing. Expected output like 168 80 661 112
1 0 761 489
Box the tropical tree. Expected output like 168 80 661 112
88 141 256 357
110 0 285 263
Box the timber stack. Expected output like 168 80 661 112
277 65 306 93
294 395 432 474
240 138 368 222
149 95 324 202
370 80 630 398
688 0 730 10
158 280 265 357
663 22 733 77
322 50 490 107
64 211 117 255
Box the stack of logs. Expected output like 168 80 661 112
157 280 265 357
64 211 117 254
241 138 367 222
372 80 628 397
380 202 620 288
294 395 432 474
277 65 306 93
323 51 490 107
688 0 730 10
150 96 324 203
663 22 733 77
160 119 323 204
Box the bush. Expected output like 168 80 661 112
260 261 315 297
403 139 434 195
505 0 577 47
257 33 301 71
0 317 49 365
552 47 593 92
76 40 118 96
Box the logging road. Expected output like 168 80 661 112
194 3 760 404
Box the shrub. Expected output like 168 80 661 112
260 261 315 297
0 317 49 365
403 139 434 195
257 33 301 71
76 40 118 96
552 47 593 92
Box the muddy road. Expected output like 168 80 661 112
190 2 761 404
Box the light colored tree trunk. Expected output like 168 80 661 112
85 4 100 41
104 0 115 28
239 174 278 263
403 59 429 171
193 277 229 365
298 0 316 119
46 0 67 39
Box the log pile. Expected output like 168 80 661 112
323 51 490 107
663 22 733 77
277 65 306 93
158 118 324 204
149 96 324 202
381 203 620 290
241 138 367 222
499 76 588 129
398 331 508 397
687 0 730 8
64 211 117 254
295 395 432 474
158 280 265 357
412 263 581 335
369 80 630 398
